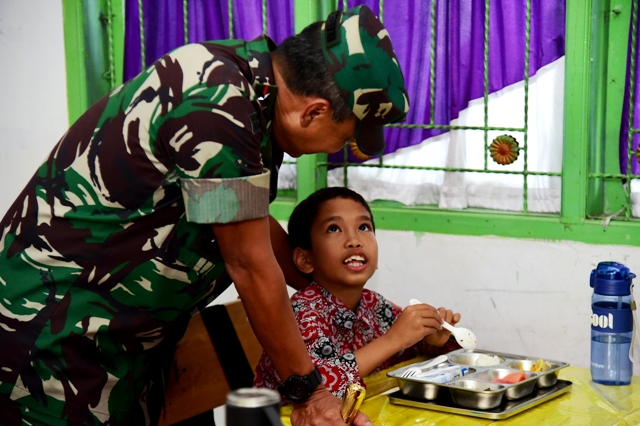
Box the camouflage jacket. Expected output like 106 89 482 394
0 35 281 426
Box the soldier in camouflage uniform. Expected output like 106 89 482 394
0 6 408 426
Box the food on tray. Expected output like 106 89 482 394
515 358 552 372
474 355 501 366
530 359 552 372
491 371 527 384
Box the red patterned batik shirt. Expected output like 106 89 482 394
253 282 460 399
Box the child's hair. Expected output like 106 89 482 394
287 187 375 250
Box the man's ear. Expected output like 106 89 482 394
300 98 331 128
293 247 314 274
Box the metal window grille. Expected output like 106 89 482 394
625 3 640 221
584 0 640 223
133 0 267 71
318 0 561 216
82 0 640 224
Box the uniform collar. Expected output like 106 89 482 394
246 35 278 118
246 35 277 86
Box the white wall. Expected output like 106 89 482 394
216 226 640 374
0 0 69 216
3 0 640 397
368 231 640 374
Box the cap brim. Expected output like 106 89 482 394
355 124 385 157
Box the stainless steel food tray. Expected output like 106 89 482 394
388 379 572 420
387 349 570 410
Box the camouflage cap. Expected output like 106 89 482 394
321 5 410 156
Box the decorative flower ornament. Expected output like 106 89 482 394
489 135 520 165
349 139 372 161
636 145 640 164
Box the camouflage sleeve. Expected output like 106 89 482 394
172 83 268 224
181 169 270 224
148 43 269 224
162 83 265 181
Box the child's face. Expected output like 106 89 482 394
299 197 378 290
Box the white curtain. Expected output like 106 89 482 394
326 57 564 213
632 181 640 218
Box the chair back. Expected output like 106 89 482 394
157 299 263 425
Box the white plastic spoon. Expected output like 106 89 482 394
409 298 477 350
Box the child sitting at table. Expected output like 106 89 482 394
253 187 462 399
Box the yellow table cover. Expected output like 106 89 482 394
281 359 640 425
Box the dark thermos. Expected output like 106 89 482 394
225 388 282 426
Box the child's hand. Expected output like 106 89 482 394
423 307 461 347
386 303 445 351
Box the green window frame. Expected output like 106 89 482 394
61 0 640 247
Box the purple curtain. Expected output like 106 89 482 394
123 0 565 162
620 5 640 175
330 0 565 164
124 0 294 82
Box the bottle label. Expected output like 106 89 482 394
591 305 633 333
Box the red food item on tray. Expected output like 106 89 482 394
491 372 527 384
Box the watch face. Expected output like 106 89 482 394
289 380 309 401
278 369 321 402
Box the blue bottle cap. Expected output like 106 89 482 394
590 261 636 295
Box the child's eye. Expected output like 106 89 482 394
327 224 340 233
359 223 372 232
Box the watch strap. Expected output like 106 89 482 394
307 367 322 389
277 367 322 403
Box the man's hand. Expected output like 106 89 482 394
290 387 373 426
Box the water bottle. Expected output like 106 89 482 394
590 261 636 385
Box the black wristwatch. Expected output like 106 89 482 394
277 367 322 403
